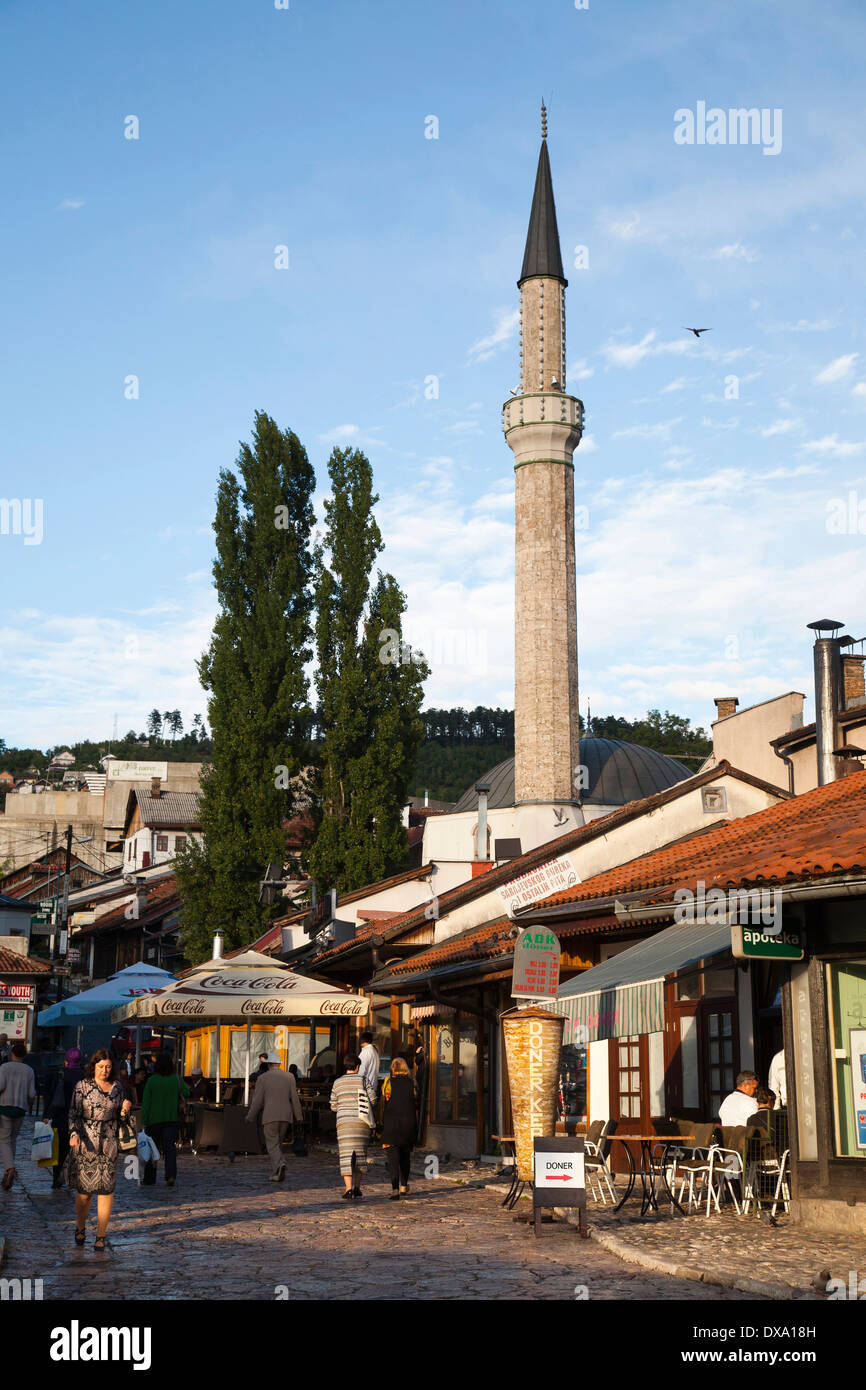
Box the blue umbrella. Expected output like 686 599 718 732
38 963 175 1028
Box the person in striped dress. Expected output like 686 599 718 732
329 1054 374 1200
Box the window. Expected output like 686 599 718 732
827 961 866 1158
431 1013 478 1124
175 835 187 851
155 835 169 852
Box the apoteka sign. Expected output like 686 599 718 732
512 928 561 998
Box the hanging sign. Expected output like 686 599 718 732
731 922 804 960
512 927 561 998
850 1029 866 1152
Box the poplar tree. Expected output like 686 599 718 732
176 412 316 961
310 448 428 893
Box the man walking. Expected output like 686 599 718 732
0 1042 37 1190
247 1052 302 1182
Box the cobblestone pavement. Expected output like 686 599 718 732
1 1134 759 1302
587 1204 866 1295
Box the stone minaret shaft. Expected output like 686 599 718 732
502 111 583 805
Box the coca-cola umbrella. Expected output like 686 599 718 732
111 949 368 1103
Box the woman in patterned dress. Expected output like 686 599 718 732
329 1054 374 1200
68 1050 132 1251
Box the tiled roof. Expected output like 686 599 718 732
0 946 50 974
130 790 201 829
530 768 866 912
310 761 788 966
384 918 515 980
72 877 181 938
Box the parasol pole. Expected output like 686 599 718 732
135 1013 142 1070
243 1022 251 1106
215 1018 222 1105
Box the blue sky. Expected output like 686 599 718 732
2 0 865 748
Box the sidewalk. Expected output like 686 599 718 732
431 1156 866 1300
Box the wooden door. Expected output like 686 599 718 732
608 1034 649 1172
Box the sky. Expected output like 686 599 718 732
1 0 865 748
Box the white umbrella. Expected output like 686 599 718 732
111 949 368 1103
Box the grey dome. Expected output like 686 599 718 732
452 737 692 812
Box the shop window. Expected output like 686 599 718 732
828 961 866 1158
706 1010 735 1118
432 1014 476 1124
558 1044 587 1126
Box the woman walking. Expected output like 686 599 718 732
141 1052 188 1187
381 1057 417 1199
329 1054 374 1200
68 1049 132 1251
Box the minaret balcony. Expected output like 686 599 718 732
502 391 583 440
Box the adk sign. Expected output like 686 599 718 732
511 928 561 999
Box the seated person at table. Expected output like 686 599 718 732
187 1068 213 1102
718 1070 759 1126
746 1085 776 1129
253 1053 270 1079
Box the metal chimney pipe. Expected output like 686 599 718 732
475 782 490 861
808 620 844 786
212 930 224 960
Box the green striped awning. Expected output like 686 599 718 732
552 921 732 1045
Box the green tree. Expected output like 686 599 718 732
147 709 163 742
309 449 428 892
176 411 316 961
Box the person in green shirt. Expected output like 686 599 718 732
141 1053 189 1187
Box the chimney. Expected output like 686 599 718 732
212 930 224 960
475 782 491 861
842 653 866 706
808 619 844 786
713 697 739 721
151 777 161 799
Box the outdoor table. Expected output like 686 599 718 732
190 1104 226 1152
611 1134 696 1217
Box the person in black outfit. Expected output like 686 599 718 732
381 1057 417 1199
46 1048 86 1189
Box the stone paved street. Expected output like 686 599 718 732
1 1132 760 1302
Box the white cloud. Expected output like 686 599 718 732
467 308 519 364
707 242 758 263
317 424 387 449
612 418 683 442
578 433 598 453
816 353 859 384
800 434 866 458
567 359 594 383
852 382 866 399
607 213 647 241
759 418 802 438
56 197 85 211
601 331 689 369
660 377 689 394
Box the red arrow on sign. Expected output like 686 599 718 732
545 1174 573 1181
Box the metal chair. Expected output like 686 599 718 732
584 1118 618 1205
671 1122 719 1213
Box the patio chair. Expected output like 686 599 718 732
704 1126 753 1215
671 1122 719 1213
743 1137 791 1217
584 1118 618 1205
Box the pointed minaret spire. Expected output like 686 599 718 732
519 109 566 287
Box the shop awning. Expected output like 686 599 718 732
552 921 732 1044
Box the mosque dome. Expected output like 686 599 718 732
451 737 692 813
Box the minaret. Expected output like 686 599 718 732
503 104 583 806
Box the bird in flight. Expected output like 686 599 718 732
683 326 712 338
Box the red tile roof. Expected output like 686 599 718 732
310 760 788 965
0 946 50 974
72 877 181 937
531 768 866 911
386 918 514 978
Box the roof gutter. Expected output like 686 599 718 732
611 874 866 925
372 954 513 995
